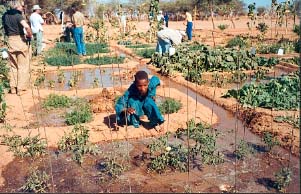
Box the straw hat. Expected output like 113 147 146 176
32 4 41 11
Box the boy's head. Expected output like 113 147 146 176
134 71 149 96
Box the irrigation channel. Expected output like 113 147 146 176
0 50 299 193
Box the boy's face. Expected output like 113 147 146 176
135 79 149 96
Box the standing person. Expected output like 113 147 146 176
29 4 44 56
71 6 86 56
184 10 193 41
115 71 165 131
2 0 32 95
120 12 127 34
164 12 169 27
156 28 185 54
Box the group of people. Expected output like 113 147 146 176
1 1 194 130
1 1 86 96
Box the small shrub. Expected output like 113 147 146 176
233 140 255 160
274 167 292 192
97 158 126 182
65 99 93 125
256 22 269 34
226 36 249 48
262 132 279 151
58 125 99 164
20 169 49 193
126 44 151 49
158 97 182 114
42 94 72 110
1 134 46 157
217 24 229 31
135 48 155 58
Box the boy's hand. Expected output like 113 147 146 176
127 107 136 114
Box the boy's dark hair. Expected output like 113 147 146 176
134 71 148 82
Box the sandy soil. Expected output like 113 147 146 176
0 17 300 188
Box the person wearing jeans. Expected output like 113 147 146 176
71 6 86 56
185 10 193 41
156 28 185 54
30 4 44 55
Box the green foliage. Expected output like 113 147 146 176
58 125 99 164
45 55 80 66
262 132 280 151
1 134 46 157
148 133 188 173
158 97 182 114
257 42 296 54
55 42 109 55
217 24 229 31
126 44 151 49
223 74 300 110
42 94 72 110
274 167 292 192
135 48 155 58
65 99 93 125
117 40 132 45
274 115 299 128
256 22 269 34
151 44 278 79
293 25 301 36
0 5 7 41
83 56 125 65
20 169 49 193
233 140 255 160
97 158 126 182
0 58 9 122
226 36 249 48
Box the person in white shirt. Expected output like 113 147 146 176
156 28 185 54
120 12 126 34
29 5 44 55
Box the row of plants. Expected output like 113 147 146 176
223 73 300 110
42 94 93 125
151 43 279 82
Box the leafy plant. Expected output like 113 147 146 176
97 158 126 182
45 55 80 66
217 24 229 31
223 74 300 110
126 44 151 49
233 140 255 160
226 35 249 48
262 132 280 151
135 48 155 58
58 124 99 164
158 97 182 114
68 71 82 88
256 22 269 40
84 56 125 65
20 168 49 193
57 69 65 83
65 99 93 125
42 94 71 110
274 116 300 128
1 134 46 157
274 167 292 192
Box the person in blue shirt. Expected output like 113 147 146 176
115 71 164 130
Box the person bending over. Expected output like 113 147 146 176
115 71 164 130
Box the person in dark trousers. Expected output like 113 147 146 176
2 0 33 96
115 71 165 131
64 22 73 42
164 12 169 27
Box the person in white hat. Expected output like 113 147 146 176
29 4 44 55
156 28 186 54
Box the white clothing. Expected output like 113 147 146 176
157 14 164 22
30 12 44 34
157 28 183 46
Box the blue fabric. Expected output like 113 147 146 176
115 76 164 127
156 37 171 54
73 26 86 55
164 15 169 27
186 21 193 40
